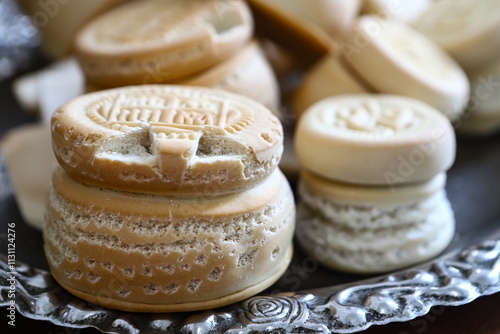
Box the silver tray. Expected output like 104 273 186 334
1 129 500 333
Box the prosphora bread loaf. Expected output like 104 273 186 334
292 54 372 116
294 94 456 274
44 167 295 312
17 0 129 59
51 85 283 196
75 0 253 87
343 16 470 121
294 94 455 186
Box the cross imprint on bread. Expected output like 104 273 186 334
86 93 253 135
322 99 419 132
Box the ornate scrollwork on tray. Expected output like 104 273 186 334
1 239 500 333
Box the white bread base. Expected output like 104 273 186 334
296 180 455 274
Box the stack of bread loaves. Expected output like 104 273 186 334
43 85 295 312
74 0 281 115
294 94 456 274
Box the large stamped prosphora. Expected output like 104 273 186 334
51 85 283 195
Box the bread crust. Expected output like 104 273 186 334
51 85 283 195
44 167 295 312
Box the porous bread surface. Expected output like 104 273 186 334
343 16 470 120
51 85 283 196
176 41 281 116
415 0 500 71
43 167 295 312
294 94 455 185
296 182 455 274
76 0 253 86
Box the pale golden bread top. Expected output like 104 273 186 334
294 94 455 186
75 0 253 87
51 85 283 196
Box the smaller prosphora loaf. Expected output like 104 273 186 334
295 94 455 186
294 94 456 274
76 0 253 86
342 16 470 121
51 85 283 196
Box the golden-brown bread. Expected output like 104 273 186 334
361 0 431 24
43 167 295 312
75 0 253 87
51 85 283 196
